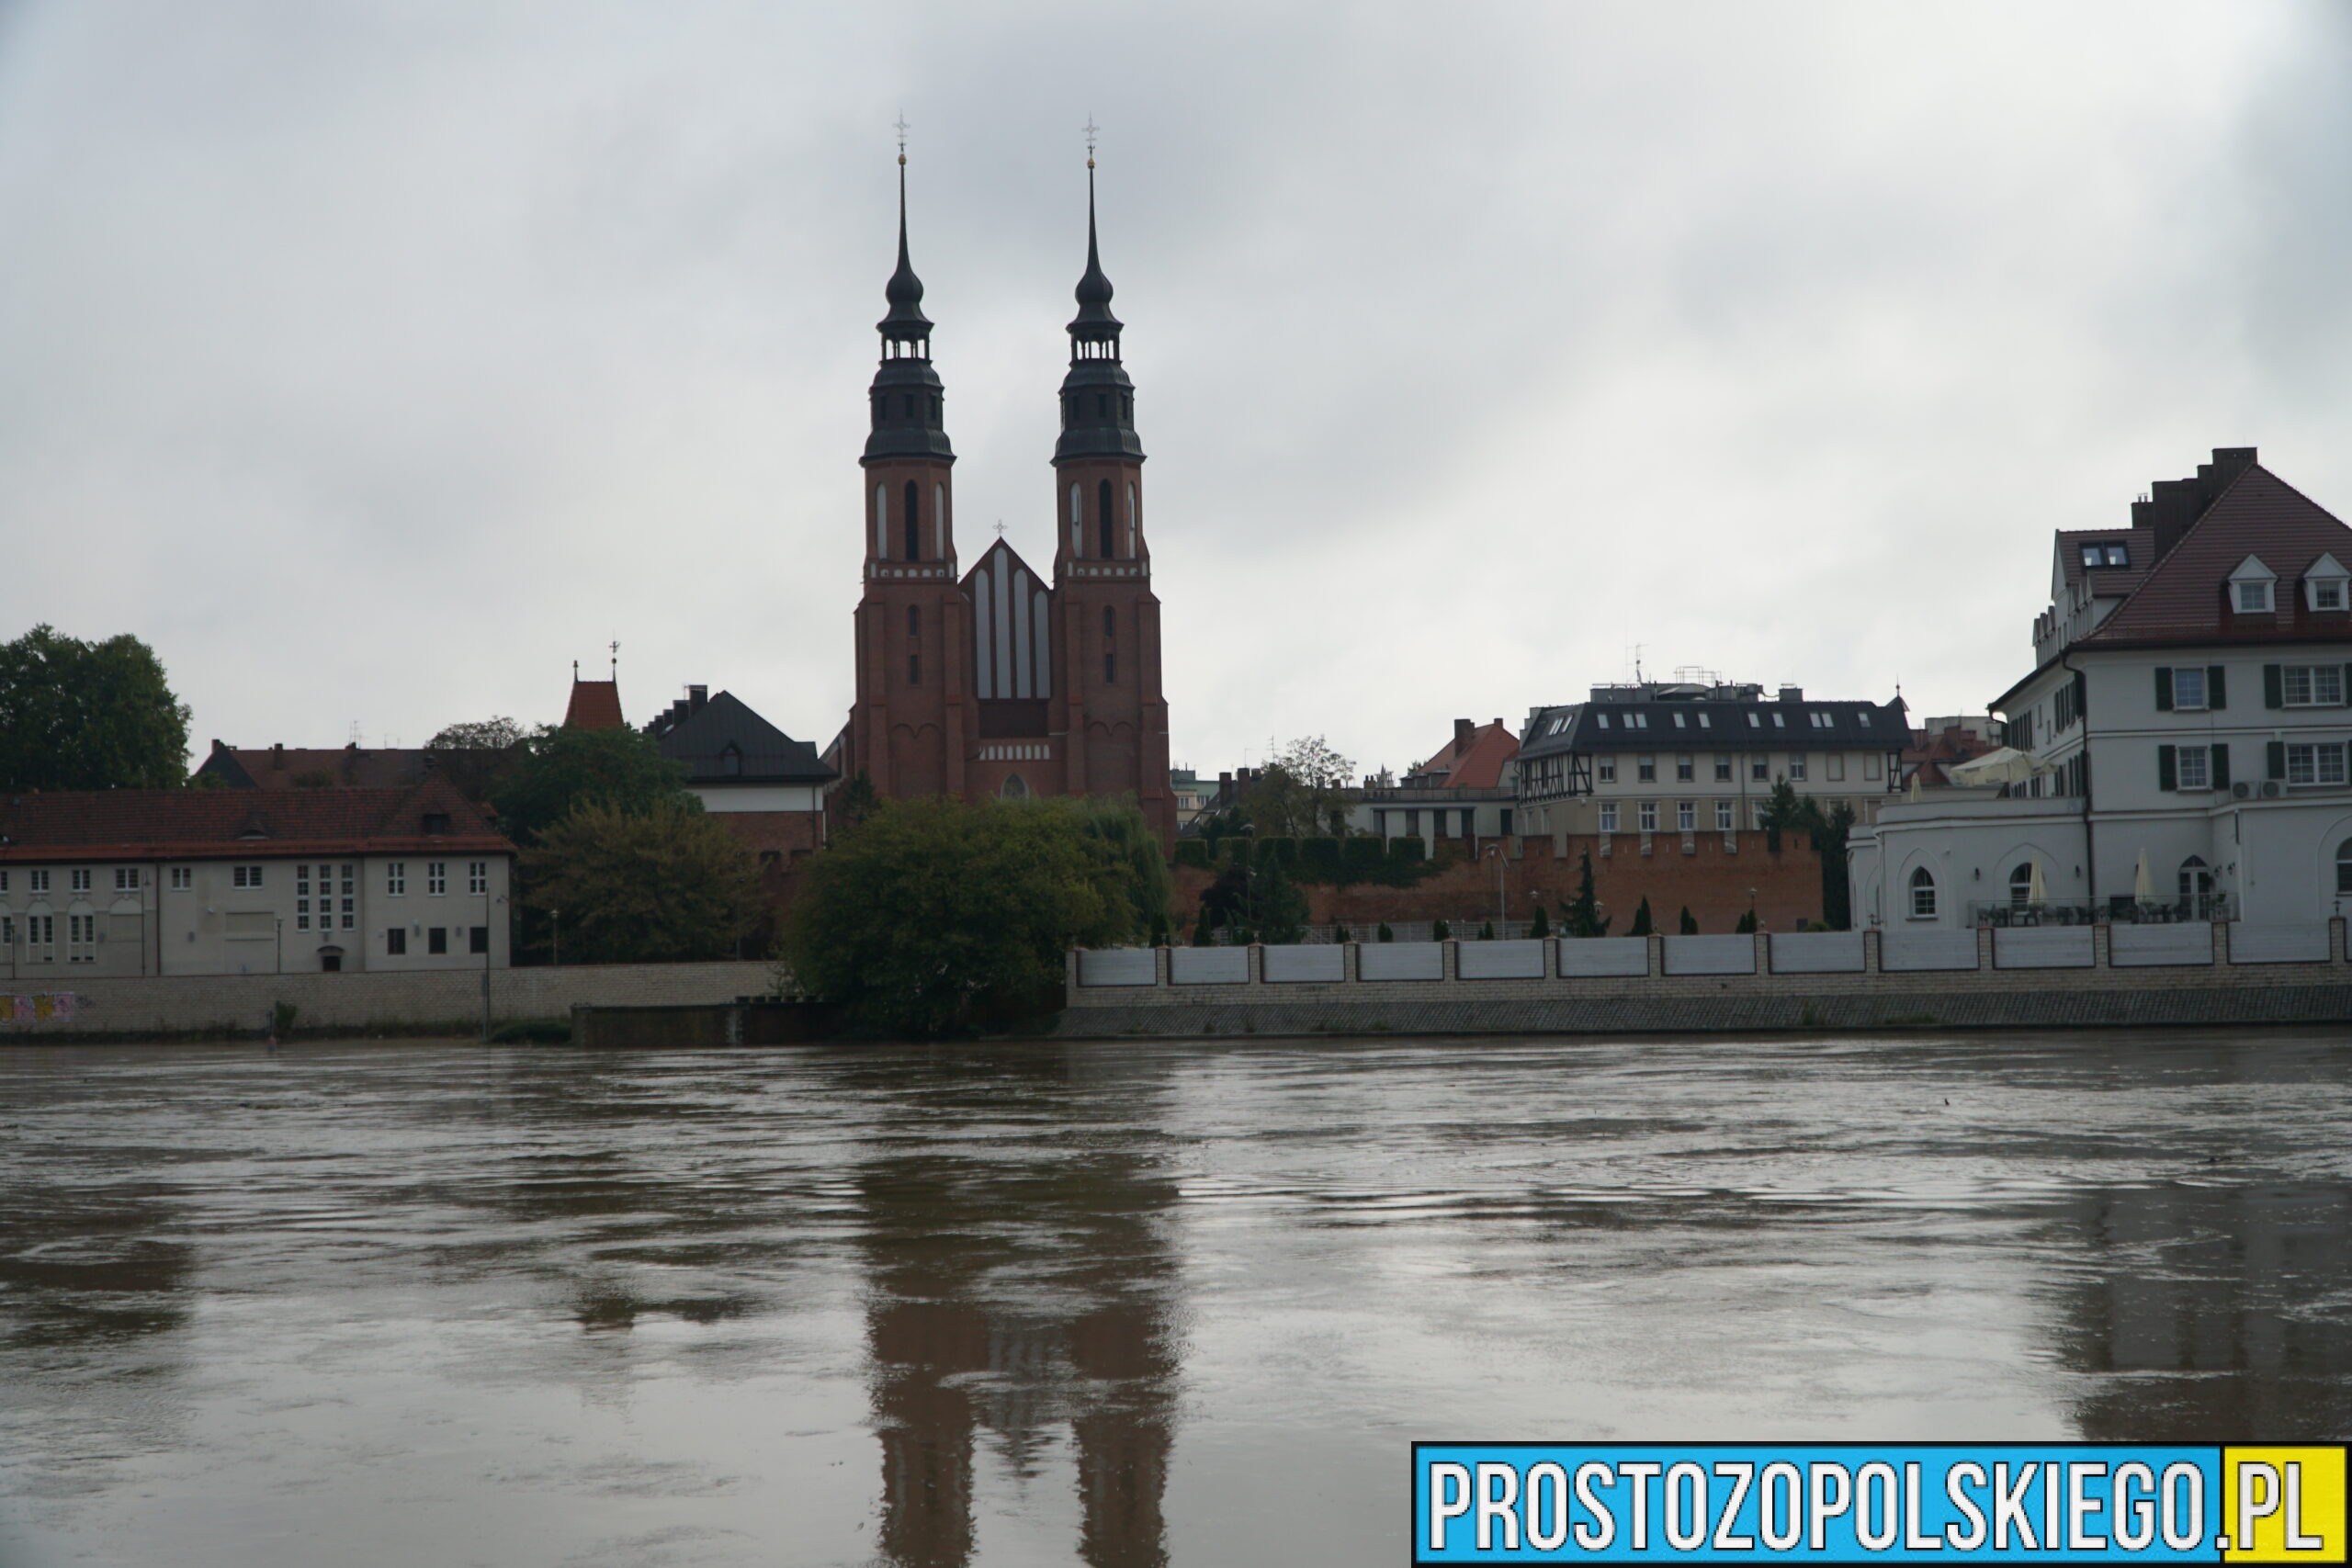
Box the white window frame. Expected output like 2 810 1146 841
232 864 264 888
1675 755 1694 782
2171 665 2207 711
1637 801 1659 833
1788 756 1808 782
1597 757 1616 784
427 862 447 897
1598 802 1619 832
468 861 487 896
1677 801 1695 831
29 869 49 894
1714 800 1734 831
2176 746 2211 790
2237 581 2272 613
1636 755 1656 783
387 862 406 896
1749 759 1769 782
1908 868 1938 919
70 868 91 893
170 867 191 890
2285 742 2346 787
2282 664 2345 707
113 867 139 892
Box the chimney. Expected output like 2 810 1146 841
1778 685 1804 704
1453 718 1475 754
688 684 708 712
270 743 284 770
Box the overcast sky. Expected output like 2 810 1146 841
3 2 2348 778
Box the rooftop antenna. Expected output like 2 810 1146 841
348 720 362 746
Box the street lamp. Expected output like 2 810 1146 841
549 908 560 968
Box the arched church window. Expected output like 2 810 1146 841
1126 481 1137 556
1069 484 1082 553
1098 479 1114 558
903 481 920 562
906 604 921 686
1908 866 1937 919
1001 773 1029 800
2007 863 2035 908
934 483 945 558
875 485 887 558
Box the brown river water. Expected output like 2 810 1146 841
1 1030 2347 1566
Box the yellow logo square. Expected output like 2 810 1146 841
2223 1447 2346 1562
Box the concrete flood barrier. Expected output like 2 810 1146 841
1060 920 2352 1038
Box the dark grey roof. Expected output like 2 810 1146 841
647 692 837 785
1518 696 1908 760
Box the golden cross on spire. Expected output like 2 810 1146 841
894 113 910 156
1082 114 1099 166
608 639 619 680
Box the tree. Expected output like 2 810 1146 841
424 716 527 801
1376 922 1394 942
524 798 758 964
1237 736 1361 839
1629 897 1654 937
0 626 190 792
1190 913 1212 946
784 796 1141 1035
1528 904 1550 939
427 716 526 750
1432 919 1451 941
490 724 694 846
1561 850 1611 937
1736 906 1759 933
1679 906 1698 935
1815 800 1857 931
836 772 880 832
1253 858 1309 945
1477 921 1495 940
1073 796 1173 941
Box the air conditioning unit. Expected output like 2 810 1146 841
2261 781 2284 799
2232 782 2253 800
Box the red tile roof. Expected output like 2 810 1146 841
564 679 625 730
1411 719 1520 790
2084 465 2352 649
0 777 512 863
194 742 437 791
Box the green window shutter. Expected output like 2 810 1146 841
2264 663 2284 708
2157 744 2177 792
2211 744 2231 791
2267 740 2287 781
2154 667 2174 711
2208 665 2226 710
2074 671 2088 724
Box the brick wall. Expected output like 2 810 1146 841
0 960 779 1039
1172 832 1823 933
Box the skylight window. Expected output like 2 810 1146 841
1673 713 1687 728
2105 545 2128 566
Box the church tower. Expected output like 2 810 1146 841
847 148 968 799
1050 153 1172 842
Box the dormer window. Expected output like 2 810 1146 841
720 746 742 777
423 812 451 836
2317 581 2346 612
2229 555 2278 615
2305 553 2348 612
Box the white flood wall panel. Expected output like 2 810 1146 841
1662 935 1757 976
1456 940 1544 979
1077 949 1157 987
1993 927 2095 969
2230 923 2331 964
2108 925 2215 967
1261 944 1344 983
1880 931 1981 972
1169 948 1249 986
1358 942 1443 981
1769 931 1864 974
1555 939 1651 977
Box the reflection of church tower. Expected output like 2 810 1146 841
856 1055 1181 1567
846 147 968 802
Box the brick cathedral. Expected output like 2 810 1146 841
830 151 1174 844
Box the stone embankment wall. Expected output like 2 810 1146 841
1059 921 2352 1037
1170 831 1825 935
0 961 779 1040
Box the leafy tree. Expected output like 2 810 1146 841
784 796 1140 1035
1736 906 1759 934
491 724 693 846
1561 851 1611 937
424 716 527 801
1629 897 1654 937
1253 858 1309 945
0 625 190 792
427 716 526 750
1528 904 1550 940
836 772 880 831
1432 919 1451 941
1477 921 1495 941
1679 906 1699 935
1814 800 1857 931
524 798 758 963
1238 736 1361 839
1073 796 1173 939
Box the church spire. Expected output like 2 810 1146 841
865 130 952 464
1055 133 1142 464
879 130 931 347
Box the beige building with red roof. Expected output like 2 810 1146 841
1352 718 1523 849
1852 447 2352 931
0 777 514 977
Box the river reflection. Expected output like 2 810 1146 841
0 1031 2346 1566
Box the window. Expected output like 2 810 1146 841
28 914 53 961
29 870 48 894
2285 742 2347 786
2237 581 2272 613
1771 712 1785 728
170 867 191 890
0 872 6 893
1714 800 1734 831
1788 756 1807 782
1104 649 1116 683
1908 867 1938 919
340 864 355 930
1677 801 1695 831
387 863 405 896
2281 664 2345 706
469 861 487 895
1599 802 1618 832
469 926 489 955
1404 810 1419 835
2179 857 2214 919
113 868 138 891
0 915 10 949
1713 759 1732 782
1098 479 1114 558
387 928 407 956
2105 544 2128 566
2317 580 2346 611
297 863 311 929
1672 713 1687 728
2176 746 2210 790
1750 759 1769 783
69 868 90 892
2171 666 2207 710
1596 714 1610 729
1638 801 1658 832
427 862 447 896
1865 752 1883 782
1826 754 1846 782
1747 713 1760 728
232 864 263 888
67 913 96 963
1675 755 1693 782
1697 713 1711 729
427 927 447 954
2008 863 2036 909
2338 840 2352 896
1598 758 1617 783
1637 756 1656 782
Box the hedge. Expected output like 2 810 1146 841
1172 840 1212 870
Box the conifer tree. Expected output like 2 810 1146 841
1679 906 1698 935
1629 897 1654 937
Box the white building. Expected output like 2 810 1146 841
0 778 514 976
1850 446 2352 928
1515 680 1906 848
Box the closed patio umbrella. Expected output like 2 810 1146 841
2027 857 2048 908
2133 851 2154 904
